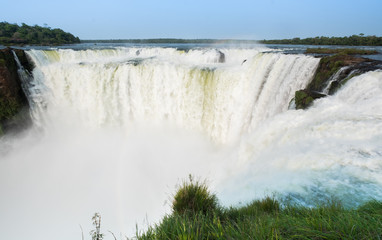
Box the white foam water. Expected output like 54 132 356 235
217 70 382 206
25 48 319 144
1 47 381 240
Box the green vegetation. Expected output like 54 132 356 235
82 38 258 44
261 34 382 46
137 179 382 239
0 48 31 135
305 52 369 93
0 102 19 137
294 52 366 109
0 22 80 46
0 93 24 137
307 54 347 92
172 175 219 216
295 90 315 110
83 35 382 46
0 98 21 121
305 48 378 55
90 213 103 240
0 49 21 135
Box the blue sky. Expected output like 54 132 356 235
2 0 381 40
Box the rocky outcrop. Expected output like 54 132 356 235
326 59 382 95
306 54 382 93
0 48 31 135
295 53 382 110
217 50 225 63
13 49 34 72
295 90 326 110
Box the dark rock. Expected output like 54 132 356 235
14 49 34 72
295 53 382 110
295 89 326 110
307 54 364 92
217 50 225 63
328 58 382 95
307 54 382 93
0 48 31 135
328 81 340 95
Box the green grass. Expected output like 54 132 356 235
305 48 378 55
172 175 219 216
136 180 382 240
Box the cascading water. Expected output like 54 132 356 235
1 46 381 240
218 70 382 206
26 48 319 143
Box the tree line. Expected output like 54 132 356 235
83 35 382 46
0 22 80 45
260 34 382 46
82 38 258 44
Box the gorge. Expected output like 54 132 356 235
0 45 381 239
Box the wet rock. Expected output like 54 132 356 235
295 53 382 110
0 48 31 134
217 50 225 63
295 90 326 110
14 49 34 72
307 54 382 93
328 60 382 94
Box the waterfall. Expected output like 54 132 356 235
26 48 319 143
219 70 382 206
11 51 33 105
1 46 381 240
11 51 46 125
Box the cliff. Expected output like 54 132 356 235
295 53 382 109
0 48 31 135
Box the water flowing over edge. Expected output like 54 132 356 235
1 46 382 240
25 47 319 144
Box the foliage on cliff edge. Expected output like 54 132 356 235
0 22 80 46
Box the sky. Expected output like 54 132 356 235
1 0 382 40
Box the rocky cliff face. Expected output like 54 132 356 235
295 54 382 109
0 48 31 135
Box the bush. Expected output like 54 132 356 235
172 175 219 215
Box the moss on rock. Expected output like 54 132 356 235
295 90 326 109
295 52 382 110
307 53 364 92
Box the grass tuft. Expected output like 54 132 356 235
172 175 219 216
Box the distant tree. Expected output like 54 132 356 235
0 22 80 45
260 35 382 46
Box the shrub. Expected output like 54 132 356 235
172 175 219 215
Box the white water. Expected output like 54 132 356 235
219 70 382 206
1 47 382 240
25 48 319 143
